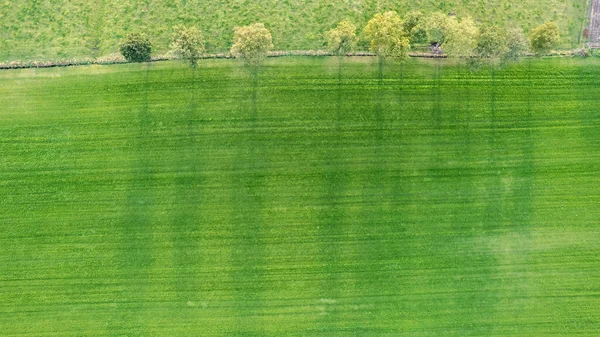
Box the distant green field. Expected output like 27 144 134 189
0 0 591 61
1 57 600 335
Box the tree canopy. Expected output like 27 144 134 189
443 16 479 58
119 33 152 63
476 25 509 61
326 19 357 55
230 23 274 66
530 22 560 55
363 11 410 62
170 25 206 68
424 12 450 44
402 11 428 44
505 27 529 61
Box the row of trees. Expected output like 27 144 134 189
329 11 561 64
119 23 273 68
118 12 561 68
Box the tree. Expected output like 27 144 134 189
530 22 560 56
364 11 410 120
363 11 410 62
425 12 450 44
119 33 152 63
230 23 274 67
443 16 479 58
326 19 357 55
505 27 529 61
170 25 206 68
476 25 508 63
402 11 428 44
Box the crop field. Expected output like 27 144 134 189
1 57 600 336
0 0 590 61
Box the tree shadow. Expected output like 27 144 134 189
229 64 267 334
115 63 155 334
169 67 207 313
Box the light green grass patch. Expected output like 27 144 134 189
0 0 590 61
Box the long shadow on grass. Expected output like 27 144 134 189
314 63 354 326
347 58 405 327
115 63 155 334
484 66 504 233
169 68 206 315
229 67 267 334
495 58 536 326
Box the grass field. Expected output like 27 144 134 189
1 57 600 336
0 0 591 61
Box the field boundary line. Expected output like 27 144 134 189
0 49 591 71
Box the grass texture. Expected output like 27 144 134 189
0 0 590 61
0 57 599 336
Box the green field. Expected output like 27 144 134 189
1 57 600 335
0 0 590 61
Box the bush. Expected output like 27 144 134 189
119 33 152 63
530 22 560 56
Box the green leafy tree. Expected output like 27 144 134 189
119 33 152 63
326 19 357 55
443 16 479 58
230 23 274 67
170 25 206 68
530 22 560 56
476 25 509 63
425 12 450 44
402 11 428 44
363 11 410 62
505 27 529 61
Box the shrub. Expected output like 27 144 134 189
530 22 560 56
119 33 152 63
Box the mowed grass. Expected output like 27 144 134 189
0 0 590 61
0 57 600 336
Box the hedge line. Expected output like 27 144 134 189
0 48 592 71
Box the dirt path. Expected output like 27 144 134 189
587 0 600 47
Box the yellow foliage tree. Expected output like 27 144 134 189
443 16 479 58
364 11 410 62
170 25 206 68
530 22 560 56
230 23 274 67
326 20 357 55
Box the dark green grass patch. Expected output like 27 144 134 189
0 57 599 336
